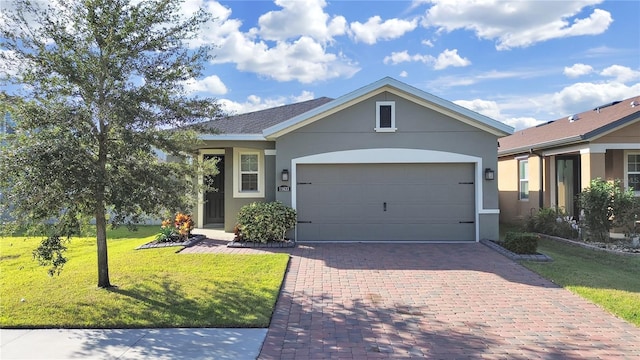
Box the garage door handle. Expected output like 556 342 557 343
458 182 474 184
297 220 312 224
383 202 387 211
459 221 474 224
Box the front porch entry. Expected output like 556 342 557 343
556 155 581 218
204 154 225 225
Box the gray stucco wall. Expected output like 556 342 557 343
274 92 501 240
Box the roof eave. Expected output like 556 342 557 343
198 134 267 141
582 112 640 141
498 135 584 157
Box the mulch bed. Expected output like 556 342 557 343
136 234 207 250
540 234 640 255
480 239 553 262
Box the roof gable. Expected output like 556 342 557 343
263 77 513 139
499 95 640 155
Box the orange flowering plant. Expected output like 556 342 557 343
174 212 194 241
156 213 194 242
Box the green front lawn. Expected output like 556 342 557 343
0 227 290 328
521 237 640 327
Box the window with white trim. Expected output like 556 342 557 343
233 149 264 198
519 159 529 200
626 152 640 196
375 101 396 132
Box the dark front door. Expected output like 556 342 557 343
556 155 581 218
205 155 225 224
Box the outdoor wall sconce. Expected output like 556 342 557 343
484 168 495 181
281 169 289 182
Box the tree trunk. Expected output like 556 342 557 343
95 195 111 288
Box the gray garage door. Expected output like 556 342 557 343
296 163 475 241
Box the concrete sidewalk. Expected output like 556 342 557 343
0 328 266 360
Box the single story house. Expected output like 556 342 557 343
498 95 640 224
194 77 513 242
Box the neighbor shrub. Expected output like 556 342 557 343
525 207 579 239
237 201 297 243
503 232 539 254
578 178 637 242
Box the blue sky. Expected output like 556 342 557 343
181 0 640 130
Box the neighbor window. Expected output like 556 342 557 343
519 159 529 200
375 101 396 132
234 149 264 198
626 152 640 196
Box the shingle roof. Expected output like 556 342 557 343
499 95 640 155
197 97 334 134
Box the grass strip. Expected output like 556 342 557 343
521 237 639 327
1 227 289 328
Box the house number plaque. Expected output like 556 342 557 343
277 185 290 192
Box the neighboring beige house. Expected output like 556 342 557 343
498 96 640 224
193 77 513 242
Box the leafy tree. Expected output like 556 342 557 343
0 0 222 287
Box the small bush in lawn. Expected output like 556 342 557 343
237 201 297 243
525 207 578 239
503 232 539 254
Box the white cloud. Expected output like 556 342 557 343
219 91 316 115
501 117 545 130
383 50 433 65
384 49 470 70
421 39 434 47
399 70 408 78
256 0 347 43
350 16 418 44
433 49 471 70
291 90 316 103
187 1 359 84
183 75 228 95
551 81 640 115
564 63 594 78
600 65 640 83
455 98 543 130
426 68 554 89
422 1 612 50
454 99 501 119
0 49 25 78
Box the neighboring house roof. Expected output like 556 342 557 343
197 97 333 135
499 95 640 156
263 77 513 139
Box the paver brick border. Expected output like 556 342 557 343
227 240 295 248
480 238 552 261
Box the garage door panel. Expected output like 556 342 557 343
297 163 475 241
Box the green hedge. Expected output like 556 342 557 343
236 201 297 243
503 232 539 254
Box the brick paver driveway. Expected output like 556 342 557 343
255 243 639 359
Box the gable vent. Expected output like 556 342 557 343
568 114 579 122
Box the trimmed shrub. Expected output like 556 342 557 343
525 207 578 239
578 178 637 242
503 232 539 254
236 201 297 243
